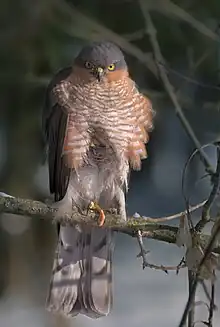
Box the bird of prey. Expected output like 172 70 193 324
42 41 154 318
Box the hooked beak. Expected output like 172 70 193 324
94 67 105 81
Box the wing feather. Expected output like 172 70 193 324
126 81 154 170
42 67 72 201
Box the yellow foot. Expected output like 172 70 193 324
89 201 105 226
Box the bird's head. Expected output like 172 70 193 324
74 41 128 82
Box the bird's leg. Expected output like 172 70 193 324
115 186 127 221
88 201 106 226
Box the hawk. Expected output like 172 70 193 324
42 41 153 318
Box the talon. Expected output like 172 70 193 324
89 201 95 210
98 209 105 226
88 201 106 226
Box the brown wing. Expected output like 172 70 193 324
50 73 90 171
126 81 154 170
42 67 72 201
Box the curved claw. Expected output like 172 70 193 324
89 201 106 226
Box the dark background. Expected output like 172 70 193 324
1 1 220 326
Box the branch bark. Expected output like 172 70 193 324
1 195 220 255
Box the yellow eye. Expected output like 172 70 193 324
107 64 115 71
85 61 93 69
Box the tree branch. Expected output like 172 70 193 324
1 195 220 255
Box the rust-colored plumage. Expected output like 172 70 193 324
51 66 153 171
42 41 153 318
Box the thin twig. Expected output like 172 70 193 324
200 280 212 305
208 279 215 327
194 300 209 311
139 1 214 174
188 270 196 327
196 145 220 232
158 61 220 91
178 219 220 327
140 200 206 223
136 230 184 272
181 144 217 235
136 230 150 270
122 29 145 41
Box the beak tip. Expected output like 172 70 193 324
95 67 105 81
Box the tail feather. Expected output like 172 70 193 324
46 225 113 318
85 228 113 317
